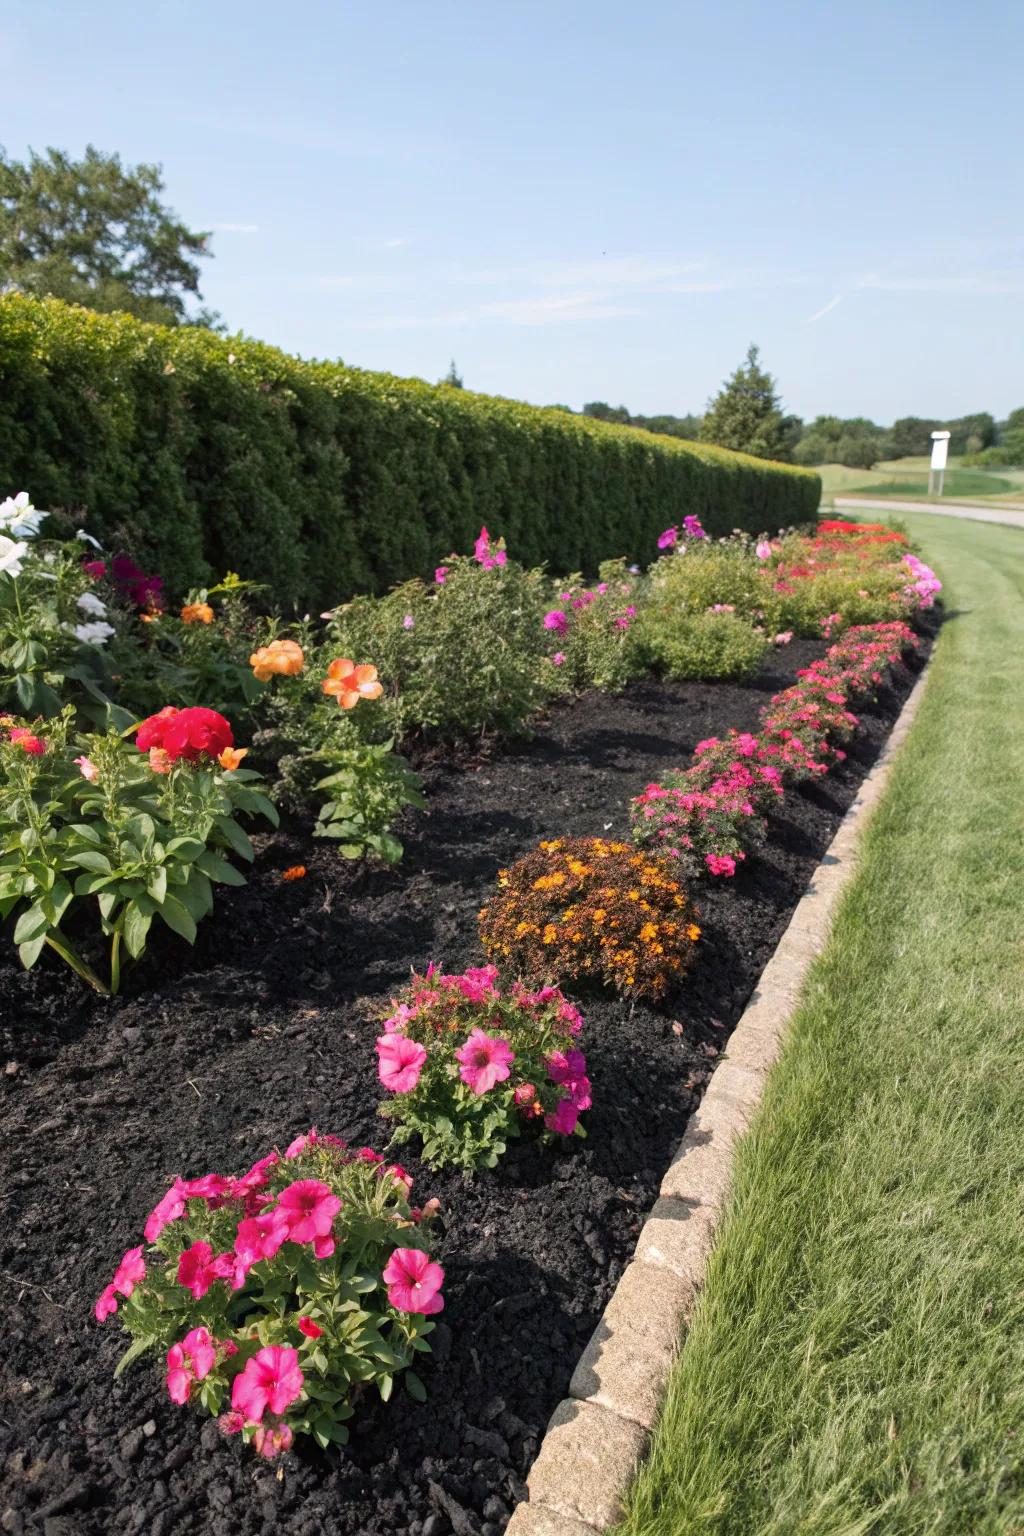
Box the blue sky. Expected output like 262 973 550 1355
4 0 1022 423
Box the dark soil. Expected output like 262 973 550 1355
0 634 929 1536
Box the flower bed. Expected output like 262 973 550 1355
0 625 931 1535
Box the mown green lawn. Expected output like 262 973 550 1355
615 512 1024 1536
817 458 1023 502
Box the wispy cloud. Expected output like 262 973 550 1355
383 237 408 249
856 270 1024 295
211 222 260 234
806 293 843 323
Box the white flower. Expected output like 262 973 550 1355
75 529 103 550
76 590 108 617
0 535 29 578
0 492 45 539
73 620 116 647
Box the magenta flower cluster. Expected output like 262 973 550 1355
94 1131 444 1459
633 621 918 875
657 514 707 550
375 964 590 1170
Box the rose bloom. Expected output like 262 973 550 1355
181 602 214 625
322 658 383 710
250 638 304 681
136 706 233 764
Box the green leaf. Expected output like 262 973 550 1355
165 836 205 862
13 672 36 711
18 933 47 969
69 850 112 874
13 903 49 944
123 902 153 959
195 850 246 885
146 866 167 904
405 1370 427 1402
214 815 253 861
114 1334 157 1379
157 892 197 944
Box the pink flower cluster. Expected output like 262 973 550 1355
633 622 918 872
902 553 942 610
95 1132 444 1459
375 967 590 1166
3 723 47 755
473 525 507 570
657 514 706 550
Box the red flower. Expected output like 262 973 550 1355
136 706 233 764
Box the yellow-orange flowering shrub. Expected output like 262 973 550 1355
479 837 701 1000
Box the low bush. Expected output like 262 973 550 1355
94 1130 444 1458
0 703 275 993
631 734 784 878
479 836 701 1000
542 560 644 693
633 607 769 682
323 534 551 740
374 964 590 1172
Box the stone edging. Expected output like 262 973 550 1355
505 657 934 1535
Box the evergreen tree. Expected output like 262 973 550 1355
441 359 464 388
699 344 794 461
0 144 216 326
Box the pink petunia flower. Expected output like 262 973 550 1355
434 566 449 585
276 1180 342 1245
543 609 568 634
74 755 99 781
254 1422 294 1459
144 1178 188 1242
112 1246 145 1297
284 1128 318 1159
382 1246 445 1314
177 1241 232 1299
756 540 772 560
297 1316 323 1340
545 1098 581 1136
94 1284 119 1322
166 1326 218 1405
231 1345 304 1425
234 1210 289 1268
547 1049 592 1110
455 1029 515 1094
376 1033 427 1093
705 853 738 877
551 651 566 666
657 526 678 550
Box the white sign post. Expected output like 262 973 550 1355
929 430 951 497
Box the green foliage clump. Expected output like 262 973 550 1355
0 295 822 609
699 344 800 463
634 609 769 682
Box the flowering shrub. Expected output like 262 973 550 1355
109 573 268 722
374 965 590 1171
902 553 942 609
479 837 701 1000
0 493 121 719
323 532 550 739
631 733 784 878
542 561 643 693
0 705 275 993
758 681 858 779
95 1132 443 1455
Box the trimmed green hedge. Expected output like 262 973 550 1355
0 295 821 608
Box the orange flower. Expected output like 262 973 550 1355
250 638 305 682
282 865 307 881
148 747 173 774
217 746 249 771
181 602 214 625
322 658 384 710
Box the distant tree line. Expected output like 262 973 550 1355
582 345 1022 469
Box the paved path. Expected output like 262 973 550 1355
832 496 1024 529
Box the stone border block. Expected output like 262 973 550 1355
523 1399 648 1529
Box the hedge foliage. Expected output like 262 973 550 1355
0 295 821 609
